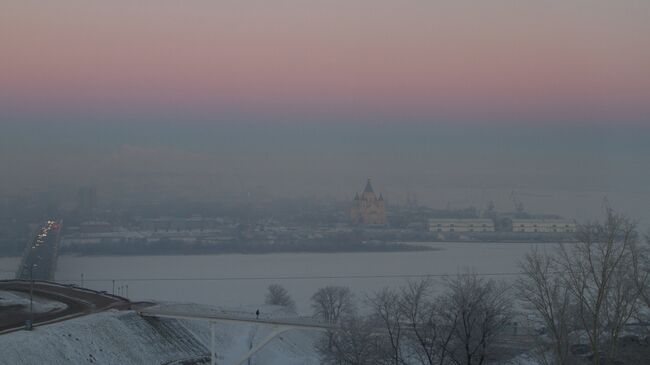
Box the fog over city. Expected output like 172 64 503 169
1 1 650 365
2 120 649 226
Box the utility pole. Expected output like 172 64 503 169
29 265 34 326
112 280 115 295
24 263 37 330
248 336 253 365
211 322 216 365
81 273 84 287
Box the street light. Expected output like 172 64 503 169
23 263 38 330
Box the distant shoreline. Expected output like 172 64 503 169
0 235 577 258
0 236 578 258
56 241 437 257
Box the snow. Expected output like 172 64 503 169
0 310 205 365
0 299 550 364
153 303 322 365
0 290 67 313
502 354 540 365
0 304 322 365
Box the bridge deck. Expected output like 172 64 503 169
16 220 62 281
138 307 333 331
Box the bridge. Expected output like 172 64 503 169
15 220 62 281
138 305 334 365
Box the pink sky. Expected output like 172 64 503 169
1 1 649 121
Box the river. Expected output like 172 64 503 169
50 242 552 313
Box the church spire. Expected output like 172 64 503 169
350 178 387 226
363 178 374 193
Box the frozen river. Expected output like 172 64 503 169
0 257 19 280
49 242 552 314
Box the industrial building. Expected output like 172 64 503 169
428 219 495 233
511 219 576 233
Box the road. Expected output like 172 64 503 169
16 220 61 281
0 280 130 333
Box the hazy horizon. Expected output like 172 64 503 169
2 1 649 225
1 120 648 227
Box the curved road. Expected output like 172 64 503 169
0 281 130 333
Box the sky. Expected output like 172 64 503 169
1 0 649 120
1 1 649 224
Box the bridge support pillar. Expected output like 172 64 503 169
233 326 291 365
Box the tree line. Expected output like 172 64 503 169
265 275 513 364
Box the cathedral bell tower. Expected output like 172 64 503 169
350 178 387 225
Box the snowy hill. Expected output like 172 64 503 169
0 305 322 365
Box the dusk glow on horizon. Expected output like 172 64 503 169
1 1 650 123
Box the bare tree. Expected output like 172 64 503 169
312 286 356 324
264 284 296 311
318 315 384 365
517 248 574 365
312 286 357 354
440 272 513 365
368 287 407 365
369 274 511 365
400 278 454 365
319 276 512 365
633 232 650 315
558 209 642 365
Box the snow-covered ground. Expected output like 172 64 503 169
503 354 539 365
0 303 321 365
0 309 204 365
0 290 67 313
174 303 321 365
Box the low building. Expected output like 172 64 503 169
511 219 575 233
428 219 495 233
80 221 113 234
139 217 226 232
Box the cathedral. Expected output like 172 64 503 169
350 179 387 225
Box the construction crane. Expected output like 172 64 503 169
510 190 525 216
